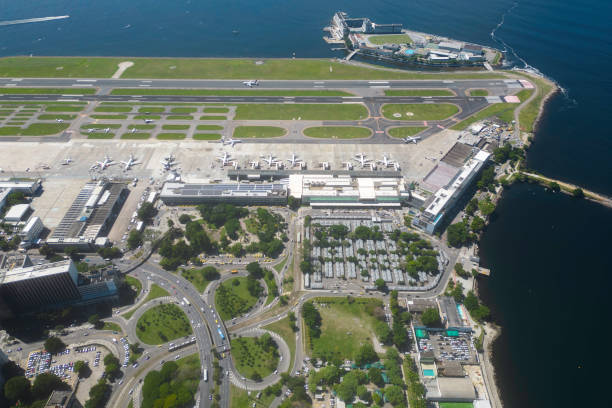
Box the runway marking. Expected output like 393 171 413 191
131 95 142 98
62 94 82 97
423 121 428 126
314 81 325 84
368 81 389 84
57 99 79 102
314 85 325 88
141 80 152 83
4 83 16 87
139 84 151 87
375 130 384 134
11 78 23 82
443 80 454 83
369 85 390 89
71 84 92 86
342 96 363 99
77 79 97 82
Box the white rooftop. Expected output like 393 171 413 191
0 259 73 285
4 204 30 221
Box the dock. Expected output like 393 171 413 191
346 50 359 61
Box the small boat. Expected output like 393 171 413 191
232 29 239 35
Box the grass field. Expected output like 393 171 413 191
215 277 259 321
469 89 489 96
121 132 150 139
87 133 115 139
382 103 459 120
516 89 534 102
235 104 368 120
233 126 286 138
134 115 160 120
94 106 132 113
128 124 155 130
230 385 275 408
45 105 84 112
273 257 288 273
157 133 185 140
81 123 121 129
181 268 215 293
230 336 279 380
303 126 371 139
384 89 454 96
264 316 296 372
170 107 198 114
162 124 190 130
135 303 192 345
125 276 142 297
199 115 226 120
122 284 169 320
0 123 69 136
90 114 128 120
193 133 221 140
0 57 125 77
0 87 96 95
102 322 122 333
166 115 192 120
111 88 351 96
388 126 428 138
450 103 517 130
196 124 223 130
439 403 473 408
138 107 164 113
203 108 229 114
38 114 75 120
367 34 412 45
305 297 384 362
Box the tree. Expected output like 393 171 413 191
354 343 378 366
4 376 30 402
471 216 485 232
287 196 301 211
63 246 79 260
98 246 122 259
85 379 110 408
103 354 121 380
374 278 387 292
88 314 103 329
39 243 56 259
368 367 385 387
127 229 144 250
357 385 371 403
478 198 496 216
549 181 561 192
447 222 470 248
384 384 405 406
421 308 441 327
465 198 478 216
178 214 192 224
464 291 479 311
74 360 88 377
44 337 66 354
572 188 584 198
228 242 243 257
138 202 157 222
246 262 264 279
32 372 66 399
302 302 322 338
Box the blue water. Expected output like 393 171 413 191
2 1 612 407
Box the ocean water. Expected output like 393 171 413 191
2 1 612 406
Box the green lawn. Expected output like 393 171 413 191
230 385 276 408
94 106 133 113
0 57 126 77
203 108 229 114
450 103 517 130
215 277 260 321
305 297 384 362
138 107 164 113
87 133 115 139
234 104 368 120
157 133 185 140
81 123 121 129
439 403 473 408
102 322 122 333
193 133 222 140
230 336 279 380
516 89 534 102
127 124 155 130
196 124 223 130
135 303 192 345
90 114 128 120
162 124 190 130
121 132 150 139
181 268 217 293
264 316 296 372
0 87 96 95
510 73 555 132
134 115 161 120
166 115 192 120
384 89 454 96
122 284 169 320
199 115 226 120
233 126 286 139
273 257 288 273
303 126 371 139
0 123 69 136
367 34 412 45
170 107 198 114
45 105 84 112
37 114 75 120
469 89 489 96
382 103 459 120
388 126 428 138
125 276 143 297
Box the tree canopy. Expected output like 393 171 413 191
421 307 442 327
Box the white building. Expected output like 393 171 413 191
19 216 43 242
4 204 30 222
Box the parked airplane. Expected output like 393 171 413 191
249 160 259 169
129 128 137 134
222 137 242 147
353 153 370 167
243 80 259 87
144 119 154 124
319 161 330 170
217 152 234 166
341 161 353 171
367 162 377 171
377 154 396 168
55 118 64 123
286 153 303 167
161 154 177 170
121 154 140 171
94 155 113 170
60 157 73 165
87 128 97 134
403 136 421 144
261 154 279 166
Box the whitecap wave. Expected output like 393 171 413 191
0 15 69 27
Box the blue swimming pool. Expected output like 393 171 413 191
404 49 415 55
423 369 435 377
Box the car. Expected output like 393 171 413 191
209 395 213 401
175 355 180 360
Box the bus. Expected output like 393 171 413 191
203 368 208 382
182 297 190 306
217 328 225 340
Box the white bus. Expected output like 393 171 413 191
203 368 208 382
183 297 190 306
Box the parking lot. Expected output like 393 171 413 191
417 331 478 364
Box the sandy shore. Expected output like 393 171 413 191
482 322 504 408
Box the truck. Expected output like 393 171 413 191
182 297 190 306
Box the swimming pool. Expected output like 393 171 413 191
404 49 415 56
423 369 435 377
457 304 466 320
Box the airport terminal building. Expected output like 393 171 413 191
160 182 288 206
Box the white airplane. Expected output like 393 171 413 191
243 80 259 87
61 157 73 165
261 154 279 166
144 119 154 124
377 154 396 168
55 118 64 123
94 155 113 170
161 155 177 170
129 128 137 134
217 152 234 166
319 161 330 170
403 136 422 144
222 137 242 147
104 127 111 134
87 128 97 134
393 162 401 171
286 153 303 167
341 161 353 170
353 153 370 167
249 160 259 169
121 154 140 171
367 162 377 171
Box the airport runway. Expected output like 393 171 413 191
0 77 519 93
